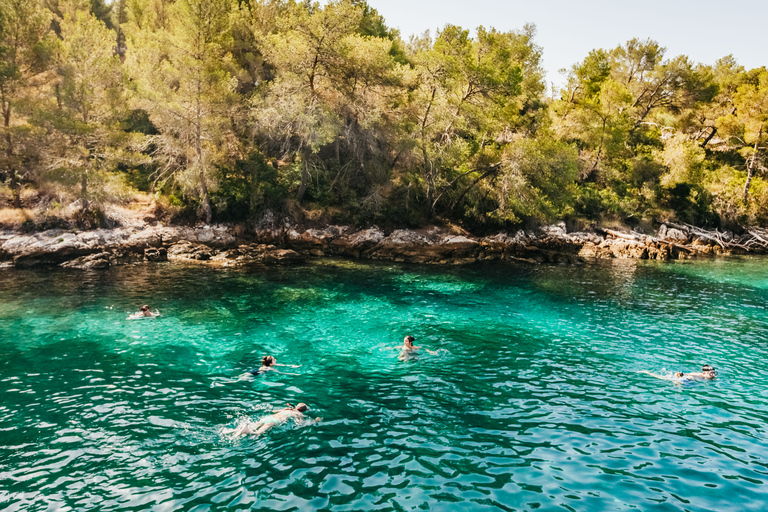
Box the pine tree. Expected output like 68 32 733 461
126 0 239 224
0 0 53 207
44 0 127 215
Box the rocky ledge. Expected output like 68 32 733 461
0 221 760 270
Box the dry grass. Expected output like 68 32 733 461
0 207 35 227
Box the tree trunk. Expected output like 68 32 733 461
743 134 761 204
249 159 260 217
81 169 89 213
194 82 212 224
6 131 21 209
700 126 717 148
297 149 310 202
199 170 212 224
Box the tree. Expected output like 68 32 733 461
553 49 633 181
254 0 406 205
126 0 239 223
676 56 740 149
43 0 131 214
406 23 546 217
0 0 53 207
717 67 768 204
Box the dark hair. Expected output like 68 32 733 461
262 355 274 366
405 335 415 343
702 365 715 372
294 403 308 412
141 305 149 311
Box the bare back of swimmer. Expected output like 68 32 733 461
231 403 316 436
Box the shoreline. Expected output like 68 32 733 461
0 222 758 270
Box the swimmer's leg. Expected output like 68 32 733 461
232 420 261 436
253 423 273 435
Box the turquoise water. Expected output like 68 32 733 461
2 258 768 511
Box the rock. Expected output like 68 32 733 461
665 228 689 242
541 222 567 236
366 228 480 264
60 252 111 270
144 247 168 262
262 249 302 264
578 242 602 259
286 227 342 250
329 226 385 257
0 220 751 269
167 242 213 261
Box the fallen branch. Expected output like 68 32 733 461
603 228 641 241
667 222 725 248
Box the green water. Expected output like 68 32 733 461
2 258 768 511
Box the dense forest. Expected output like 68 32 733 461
1 0 767 233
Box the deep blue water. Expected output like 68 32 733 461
2 257 768 511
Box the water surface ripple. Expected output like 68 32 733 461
2 258 768 511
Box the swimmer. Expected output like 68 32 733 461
230 403 319 436
398 335 437 360
140 305 157 317
683 364 718 380
128 305 159 319
245 355 300 377
639 364 717 383
639 370 691 383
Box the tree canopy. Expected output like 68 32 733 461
2 0 768 231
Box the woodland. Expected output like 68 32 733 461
1 0 767 233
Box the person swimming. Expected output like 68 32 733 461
128 305 159 319
639 365 717 383
398 335 437 360
246 355 300 376
230 403 317 436
139 305 157 317
683 364 717 380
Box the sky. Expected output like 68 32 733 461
366 0 767 93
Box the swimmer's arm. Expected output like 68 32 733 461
638 370 666 380
425 348 438 355
271 369 300 376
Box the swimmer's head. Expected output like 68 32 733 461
262 355 275 366
294 403 308 412
675 372 684 378
141 305 149 311
404 335 415 345
702 364 716 373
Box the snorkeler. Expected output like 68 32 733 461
639 365 717 383
246 355 301 376
230 403 318 436
682 364 717 380
398 335 437 360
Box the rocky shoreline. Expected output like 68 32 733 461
1 221 761 270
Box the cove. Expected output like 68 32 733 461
1 257 768 511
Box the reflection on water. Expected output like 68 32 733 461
2 259 768 510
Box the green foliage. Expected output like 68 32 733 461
661 183 717 226
7 1 768 231
211 151 288 220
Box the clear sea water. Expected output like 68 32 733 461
2 257 768 511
